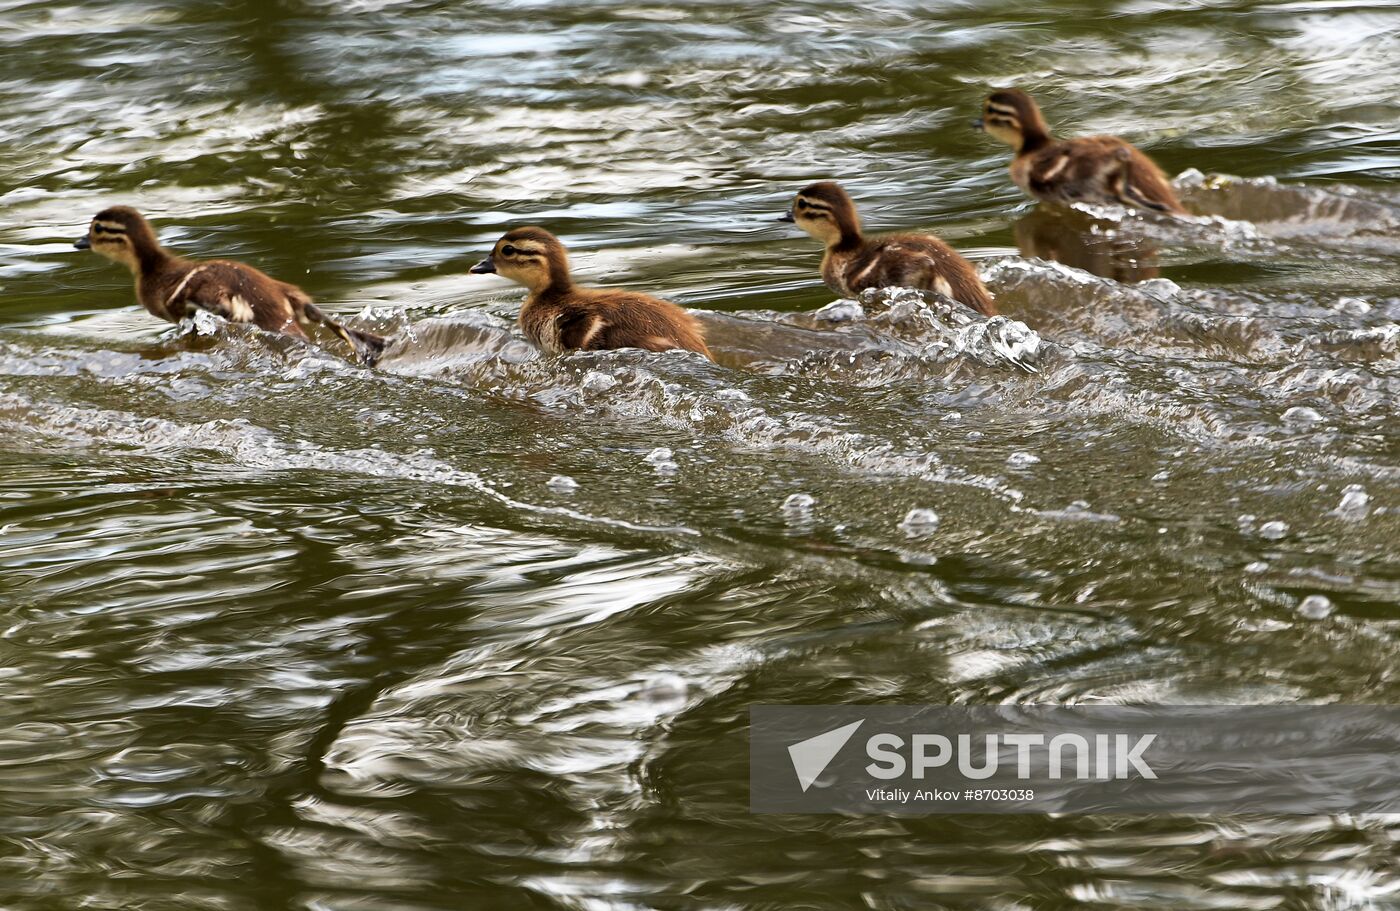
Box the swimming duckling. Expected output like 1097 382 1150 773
469 227 712 359
780 181 996 316
74 206 387 365
975 89 1186 214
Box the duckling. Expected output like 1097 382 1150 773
975 89 1186 214
469 227 712 359
74 206 387 365
779 181 996 316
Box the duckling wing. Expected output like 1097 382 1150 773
1056 137 1183 214
851 236 996 316
574 292 710 357
170 262 309 338
1024 149 1077 199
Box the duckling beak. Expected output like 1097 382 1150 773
73 235 91 250
971 118 986 131
777 212 795 223
469 256 496 275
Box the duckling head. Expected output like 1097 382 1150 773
781 181 861 248
74 206 161 272
471 226 573 293
974 89 1051 152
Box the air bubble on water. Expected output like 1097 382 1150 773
1297 595 1334 620
1245 561 1269 574
1136 278 1182 297
1259 520 1289 540
899 508 940 538
956 316 1043 372
547 475 579 493
1039 501 1119 523
967 430 984 441
813 299 864 322
782 493 815 513
1281 406 1323 429
1152 470 1170 482
1333 297 1371 315
715 388 749 402
644 447 678 474
1331 484 1370 521
942 411 962 422
188 309 226 335
1007 451 1041 469
581 371 620 395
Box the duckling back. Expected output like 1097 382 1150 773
829 234 997 316
1013 137 1185 214
525 288 711 359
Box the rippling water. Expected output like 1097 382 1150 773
3 0 1400 907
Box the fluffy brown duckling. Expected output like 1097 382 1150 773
469 227 712 359
74 206 387 365
975 89 1186 214
780 181 996 316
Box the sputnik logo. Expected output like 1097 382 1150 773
787 720 864 792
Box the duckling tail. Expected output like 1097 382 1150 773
1109 148 1174 214
303 302 390 367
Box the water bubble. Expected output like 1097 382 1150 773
898 508 940 538
1259 520 1289 541
644 447 678 474
1281 406 1323 430
188 309 226 335
1245 561 1269 574
1007 451 1041 469
547 475 579 493
581 371 620 395
1333 297 1372 315
813 299 864 322
1331 484 1370 521
783 493 815 512
956 316 1043 372
941 411 962 422
1041 501 1119 523
1297 595 1334 620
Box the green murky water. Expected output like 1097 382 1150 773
3 1 1400 907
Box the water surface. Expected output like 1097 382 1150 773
3 0 1400 907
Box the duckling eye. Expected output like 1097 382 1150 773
501 244 517 257
797 200 807 210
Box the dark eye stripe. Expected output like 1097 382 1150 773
93 224 126 235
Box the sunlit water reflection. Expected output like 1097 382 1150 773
3 0 1400 908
